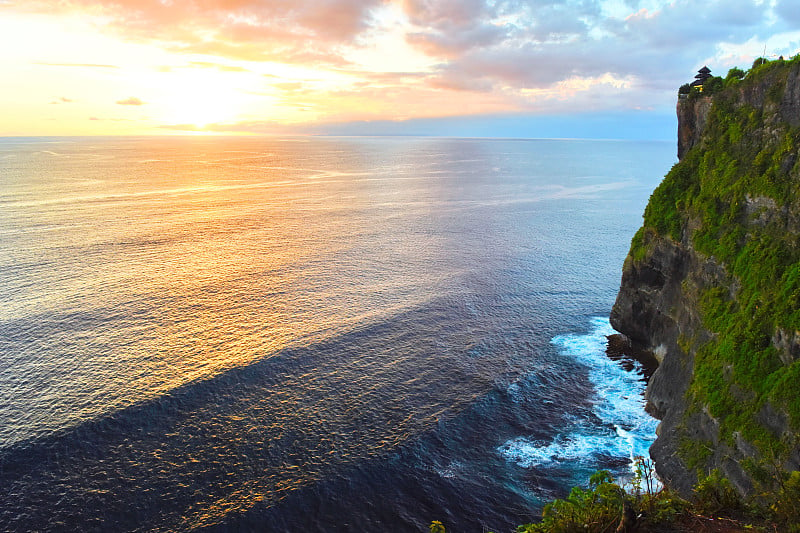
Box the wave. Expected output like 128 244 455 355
498 317 657 478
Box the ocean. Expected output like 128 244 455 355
0 136 674 532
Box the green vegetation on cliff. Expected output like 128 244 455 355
513 464 799 532
633 55 800 496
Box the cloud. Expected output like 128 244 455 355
50 96 73 104
34 61 119 68
272 81 305 91
158 121 303 135
10 0 796 133
160 108 675 140
188 61 248 72
156 61 249 73
116 97 144 106
405 23 507 58
307 110 674 140
401 0 507 56
18 0 385 65
17 0 780 88
774 0 800 26
409 0 773 98
88 116 134 122
401 0 602 58
611 1 769 49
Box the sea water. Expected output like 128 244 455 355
0 136 674 531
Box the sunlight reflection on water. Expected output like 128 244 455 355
0 136 674 531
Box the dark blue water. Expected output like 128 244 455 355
0 136 674 531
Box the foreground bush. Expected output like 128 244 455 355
511 461 800 532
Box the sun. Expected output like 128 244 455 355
158 69 246 129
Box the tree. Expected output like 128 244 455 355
726 67 745 81
702 76 724 95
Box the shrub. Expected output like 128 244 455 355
429 520 446 533
703 76 725 95
518 471 625 533
771 471 800 529
693 470 742 514
726 67 746 82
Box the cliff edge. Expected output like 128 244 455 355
611 58 800 498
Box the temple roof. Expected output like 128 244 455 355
691 66 713 86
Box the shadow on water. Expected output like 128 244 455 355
0 297 582 532
210 370 584 533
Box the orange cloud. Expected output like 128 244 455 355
116 96 144 106
17 0 384 65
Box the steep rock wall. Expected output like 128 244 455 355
677 95 712 160
612 59 800 498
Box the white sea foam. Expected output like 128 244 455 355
499 432 626 468
499 317 658 474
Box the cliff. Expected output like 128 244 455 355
611 57 800 498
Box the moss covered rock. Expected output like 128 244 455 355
611 56 800 500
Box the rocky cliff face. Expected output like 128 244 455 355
677 95 712 160
611 59 800 498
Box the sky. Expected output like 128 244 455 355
1 0 799 139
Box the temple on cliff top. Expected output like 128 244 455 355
690 66 712 90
